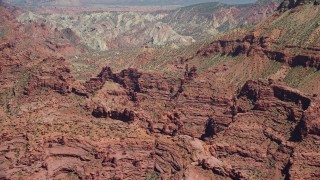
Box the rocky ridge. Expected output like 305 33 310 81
195 34 320 69
163 0 282 40
70 64 320 179
280 0 320 11
15 0 282 51
0 1 319 180
17 11 195 51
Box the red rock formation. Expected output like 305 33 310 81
184 64 198 81
0 2 319 180
79 66 235 139
92 107 135 122
83 67 114 93
0 135 156 179
84 67 142 93
196 34 320 69
24 57 74 95
300 102 320 136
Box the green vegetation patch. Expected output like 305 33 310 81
284 66 318 88
0 29 6 39
199 55 230 71
260 61 283 79
267 5 320 50
145 171 160 180
0 88 14 112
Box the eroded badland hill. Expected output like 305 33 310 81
0 0 319 179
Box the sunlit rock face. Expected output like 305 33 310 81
17 11 195 51
0 1 320 180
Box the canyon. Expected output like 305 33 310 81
15 0 282 50
0 0 319 179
